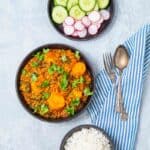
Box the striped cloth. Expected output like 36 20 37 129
88 25 150 150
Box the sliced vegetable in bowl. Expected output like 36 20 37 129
52 6 68 24
16 44 94 122
79 0 96 12
48 0 114 40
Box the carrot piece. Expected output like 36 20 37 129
48 93 65 110
71 62 86 77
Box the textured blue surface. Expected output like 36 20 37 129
0 0 150 150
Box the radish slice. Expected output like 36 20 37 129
78 29 87 38
88 24 98 35
74 21 85 31
88 11 100 23
94 22 101 29
64 17 75 26
100 10 110 20
82 16 91 27
64 25 74 35
98 15 104 24
72 31 78 37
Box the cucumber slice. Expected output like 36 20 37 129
52 6 68 24
86 3 99 15
98 0 110 9
69 5 85 20
79 0 96 12
54 0 68 7
94 3 99 11
67 0 78 10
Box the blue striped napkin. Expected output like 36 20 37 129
88 24 150 150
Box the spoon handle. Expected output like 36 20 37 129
116 74 122 113
117 73 128 121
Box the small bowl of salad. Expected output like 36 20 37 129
48 0 114 40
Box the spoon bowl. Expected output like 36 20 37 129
114 45 129 71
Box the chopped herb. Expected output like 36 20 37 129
41 80 50 88
43 48 50 53
31 73 38 82
40 104 49 115
42 92 50 100
66 106 75 116
84 87 93 96
72 80 79 88
48 64 64 74
56 66 64 74
61 55 68 62
48 64 57 74
60 73 68 90
71 97 80 106
32 62 39 67
35 52 44 61
33 105 40 113
66 97 80 116
75 51 80 59
72 76 84 88
22 69 27 75
80 76 84 82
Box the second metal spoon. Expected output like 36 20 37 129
114 45 129 120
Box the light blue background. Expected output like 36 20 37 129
0 0 150 150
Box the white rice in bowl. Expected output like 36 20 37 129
64 127 111 150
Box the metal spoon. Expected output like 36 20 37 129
114 45 129 121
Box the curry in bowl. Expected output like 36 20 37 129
17 45 93 121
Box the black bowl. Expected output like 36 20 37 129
16 44 94 122
60 124 114 150
48 0 114 41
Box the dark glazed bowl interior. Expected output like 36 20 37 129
16 44 94 122
48 0 114 41
60 124 114 150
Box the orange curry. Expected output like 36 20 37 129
19 48 93 119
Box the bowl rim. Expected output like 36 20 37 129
15 43 95 123
47 0 114 41
60 124 114 150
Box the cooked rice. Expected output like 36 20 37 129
64 127 111 150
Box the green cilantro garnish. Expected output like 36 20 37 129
40 104 49 115
42 92 50 100
66 106 75 116
22 69 27 75
84 87 93 96
75 51 80 59
71 98 80 106
43 48 50 54
72 76 84 88
31 73 38 82
33 104 49 115
41 80 50 88
32 62 39 67
33 105 40 113
35 52 44 61
48 64 64 74
60 73 68 90
56 66 64 74
48 64 57 74
61 55 68 62
66 98 80 116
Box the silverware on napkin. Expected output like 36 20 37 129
103 53 116 84
114 45 129 121
103 45 129 121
